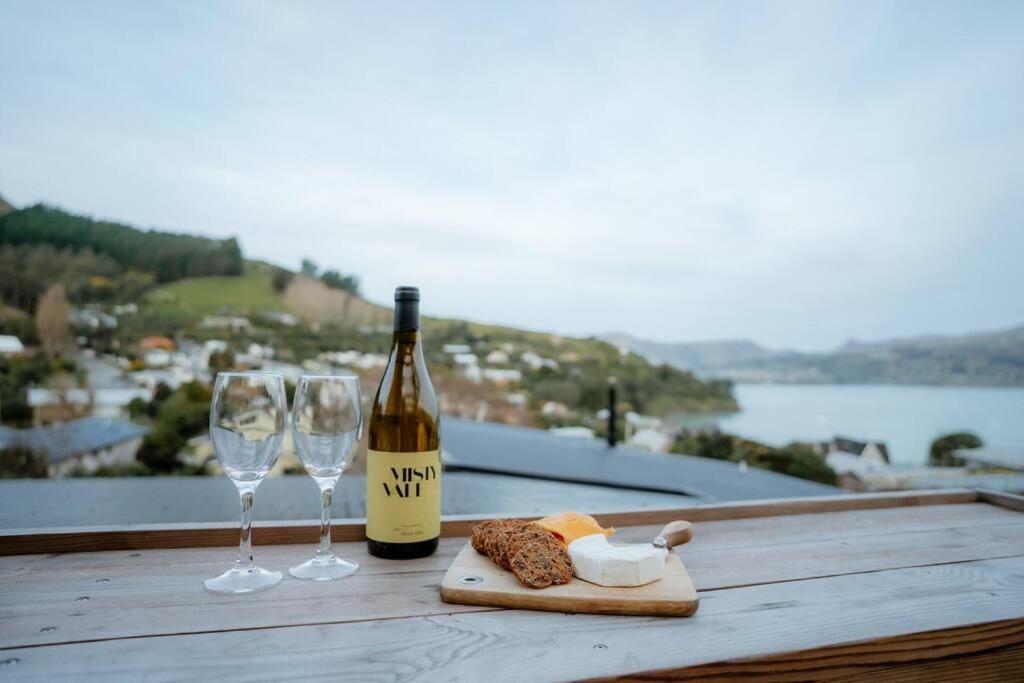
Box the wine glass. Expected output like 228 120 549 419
289 375 363 580
204 372 287 594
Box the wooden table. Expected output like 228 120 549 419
1 489 1022 681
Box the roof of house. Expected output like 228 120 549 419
0 418 149 463
441 418 840 502
831 436 890 462
0 472 694 527
140 336 175 350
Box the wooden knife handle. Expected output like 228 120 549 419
655 521 693 549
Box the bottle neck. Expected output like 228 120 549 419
393 298 420 334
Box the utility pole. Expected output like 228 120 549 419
607 376 617 448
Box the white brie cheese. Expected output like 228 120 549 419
567 533 668 587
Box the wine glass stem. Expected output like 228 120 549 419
317 486 334 560
235 490 255 571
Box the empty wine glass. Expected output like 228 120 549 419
205 372 287 594
289 375 362 581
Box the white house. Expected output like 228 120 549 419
627 428 673 453
0 335 24 355
481 368 522 384
28 387 152 420
200 315 251 332
485 350 510 364
143 348 172 367
541 401 569 418
443 344 472 354
521 351 559 370
819 436 891 464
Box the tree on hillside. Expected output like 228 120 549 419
36 284 70 357
0 204 243 283
929 432 983 467
320 269 361 295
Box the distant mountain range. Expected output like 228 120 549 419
603 325 1024 387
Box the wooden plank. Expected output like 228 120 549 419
977 488 1024 513
0 489 979 556
1 502 1019 650
0 538 468 592
609 503 1023 554
682 519 1024 591
440 543 698 617
1 556 1022 681
0 539 490 650
609 620 1024 681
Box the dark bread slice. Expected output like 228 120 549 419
509 542 573 589
484 519 528 564
503 524 562 568
471 520 499 555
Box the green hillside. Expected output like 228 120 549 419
146 271 287 316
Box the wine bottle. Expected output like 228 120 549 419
366 286 441 559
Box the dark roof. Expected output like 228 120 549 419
0 473 693 527
0 418 148 463
441 418 839 502
832 436 890 463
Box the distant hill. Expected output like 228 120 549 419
605 326 1024 387
0 203 242 283
0 194 14 217
602 334 779 373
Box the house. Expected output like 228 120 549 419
452 353 478 366
112 303 138 315
0 417 148 477
130 368 193 391
825 451 890 490
520 351 558 370
485 350 510 364
27 386 152 421
0 335 25 355
481 368 522 384
200 315 251 332
817 436 891 464
540 401 569 418
143 348 172 367
70 308 117 329
140 336 175 351
627 428 674 453
442 344 472 354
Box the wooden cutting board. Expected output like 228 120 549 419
440 542 699 617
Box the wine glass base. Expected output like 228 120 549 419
289 556 360 581
204 566 282 594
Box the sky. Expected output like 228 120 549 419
1 1 1022 351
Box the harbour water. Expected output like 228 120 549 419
703 384 1024 467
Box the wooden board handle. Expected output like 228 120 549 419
654 521 693 549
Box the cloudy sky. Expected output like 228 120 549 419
1 1 1021 350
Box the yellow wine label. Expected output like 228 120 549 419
366 449 441 543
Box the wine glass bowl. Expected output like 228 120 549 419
289 375 363 581
204 372 287 594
